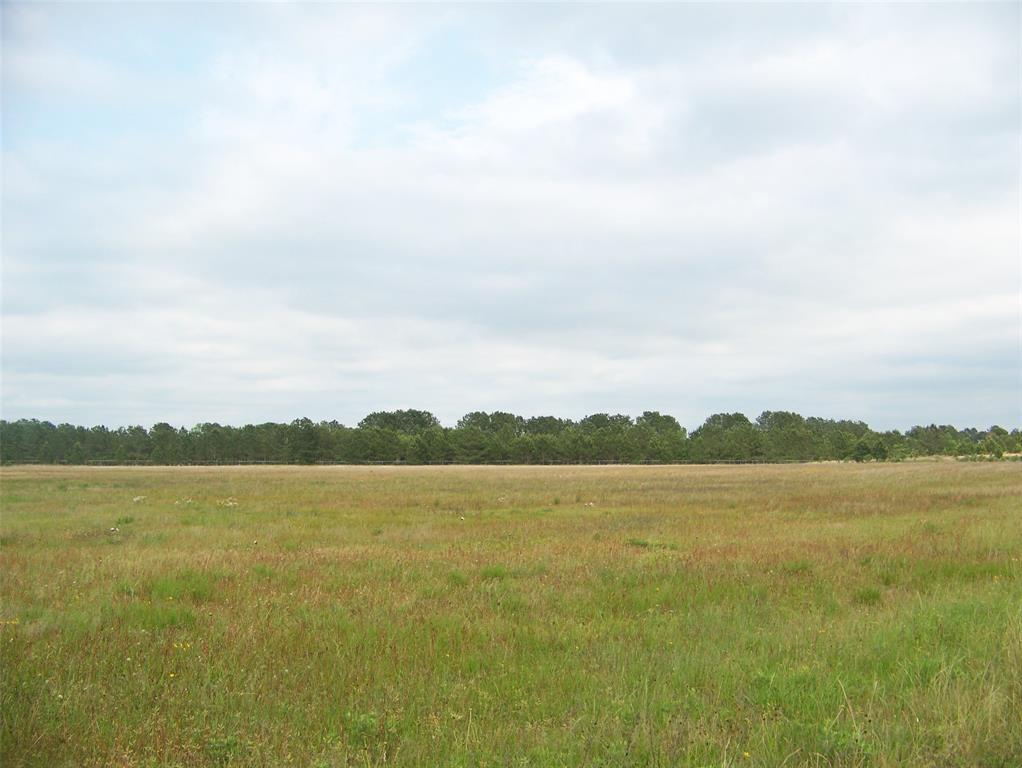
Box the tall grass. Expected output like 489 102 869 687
1 462 1020 766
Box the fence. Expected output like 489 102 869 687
4 456 1014 467
4 457 864 467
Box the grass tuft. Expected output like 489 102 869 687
480 565 508 581
150 570 217 602
853 586 883 606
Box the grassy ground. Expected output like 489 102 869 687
1 462 1020 767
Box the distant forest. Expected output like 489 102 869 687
1 410 1018 465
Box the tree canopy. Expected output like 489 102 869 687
1 411 1017 465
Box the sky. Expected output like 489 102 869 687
2 2 1020 431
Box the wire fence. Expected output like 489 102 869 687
4 456 1014 467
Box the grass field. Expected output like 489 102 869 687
1 462 1020 767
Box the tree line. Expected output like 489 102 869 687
1 410 1018 465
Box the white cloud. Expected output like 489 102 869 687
2 3 1018 429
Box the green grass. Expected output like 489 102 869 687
1 462 1020 766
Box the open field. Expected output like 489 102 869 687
1 463 1020 767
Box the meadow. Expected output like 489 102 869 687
1 462 1019 767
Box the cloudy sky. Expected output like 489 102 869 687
2 3 1019 430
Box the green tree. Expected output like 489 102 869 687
851 438 872 463
358 410 440 435
524 416 571 435
150 422 182 464
287 418 318 464
981 436 1004 459
871 439 888 461
690 413 763 462
636 411 683 435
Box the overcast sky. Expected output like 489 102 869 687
2 3 1019 431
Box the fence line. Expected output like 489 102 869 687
2 457 985 467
